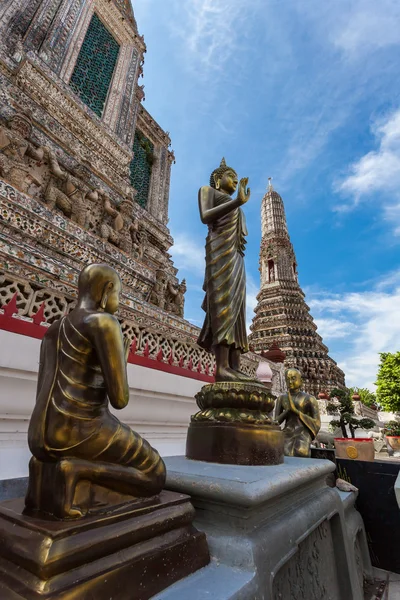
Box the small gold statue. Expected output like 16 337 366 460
275 368 321 457
26 263 166 518
198 157 251 382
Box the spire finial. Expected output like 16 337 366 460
267 177 273 192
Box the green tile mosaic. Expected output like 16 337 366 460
69 13 120 117
130 130 154 208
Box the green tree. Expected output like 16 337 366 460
375 352 400 412
327 388 376 438
348 387 378 408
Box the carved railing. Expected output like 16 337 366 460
0 291 284 392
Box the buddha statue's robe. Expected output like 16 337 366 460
198 186 248 353
28 315 163 477
275 391 321 457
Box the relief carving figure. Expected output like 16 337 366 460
100 193 141 255
198 157 251 382
132 224 147 259
269 263 275 282
166 279 186 317
44 149 98 227
0 111 44 193
276 368 321 457
150 269 167 309
26 264 166 519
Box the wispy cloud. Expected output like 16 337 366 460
308 272 400 390
313 318 355 340
332 1 400 58
169 232 205 276
336 108 400 232
169 0 258 77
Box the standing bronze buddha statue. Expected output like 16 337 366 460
186 159 285 466
198 157 251 382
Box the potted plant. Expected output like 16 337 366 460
327 388 376 461
383 420 400 455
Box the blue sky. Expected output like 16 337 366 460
133 0 400 390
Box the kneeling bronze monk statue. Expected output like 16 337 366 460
26 263 166 518
275 368 321 458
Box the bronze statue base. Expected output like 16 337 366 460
186 380 284 465
0 491 209 599
186 421 284 465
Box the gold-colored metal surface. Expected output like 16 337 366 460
186 420 284 466
188 160 285 465
276 368 321 457
186 380 285 465
192 380 276 425
26 263 166 519
197 157 253 382
346 446 358 459
0 492 210 600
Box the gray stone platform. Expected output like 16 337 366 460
155 456 372 600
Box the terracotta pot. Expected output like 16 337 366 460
386 436 400 453
334 438 375 462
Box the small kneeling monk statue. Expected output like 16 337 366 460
275 368 321 457
26 263 166 518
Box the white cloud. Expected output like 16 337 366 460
336 108 400 231
332 1 400 58
313 318 355 340
308 272 400 390
169 0 258 76
170 233 205 276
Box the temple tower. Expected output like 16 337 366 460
249 180 345 396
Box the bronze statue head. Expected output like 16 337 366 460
210 157 238 194
78 264 122 314
285 368 303 392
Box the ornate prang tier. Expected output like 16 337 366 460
186 381 284 466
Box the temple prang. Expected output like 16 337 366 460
249 182 346 396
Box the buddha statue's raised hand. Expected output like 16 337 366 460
237 177 250 205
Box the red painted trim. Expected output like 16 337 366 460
127 351 213 382
334 438 373 442
0 313 46 339
0 312 214 383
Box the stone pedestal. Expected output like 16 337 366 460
154 456 371 600
0 490 209 599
